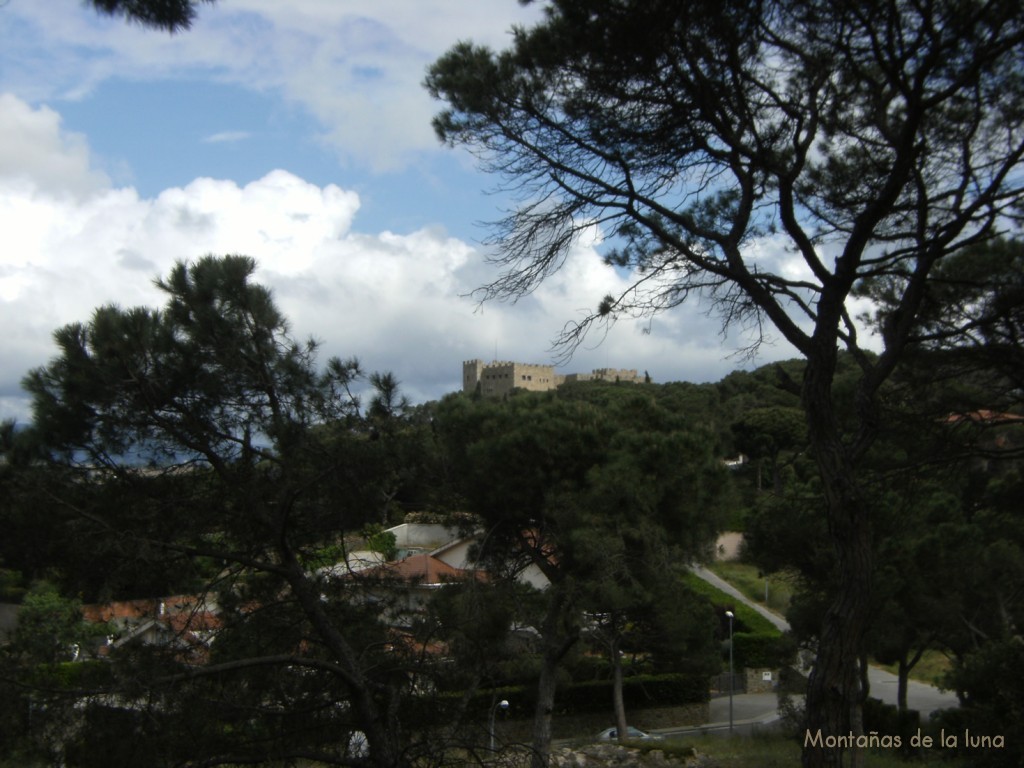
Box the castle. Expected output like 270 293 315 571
462 359 642 398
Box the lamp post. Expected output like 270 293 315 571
725 610 734 734
489 699 509 751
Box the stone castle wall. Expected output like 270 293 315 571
563 367 642 385
463 359 640 397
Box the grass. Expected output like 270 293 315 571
705 561 795 616
683 572 781 636
705 561 953 689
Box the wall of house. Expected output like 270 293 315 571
519 562 551 590
388 523 463 551
428 532 551 589
342 550 386 573
432 538 476 570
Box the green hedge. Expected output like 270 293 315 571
459 673 709 721
731 632 796 669
682 572 781 637
559 674 709 712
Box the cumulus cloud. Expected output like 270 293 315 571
0 94 110 198
0 1 544 171
0 91 798 423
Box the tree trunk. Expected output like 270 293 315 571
858 653 870 705
531 656 559 768
284 560 406 768
850 656 868 768
801 358 875 768
802 496 873 767
897 659 909 713
530 591 578 768
612 637 628 742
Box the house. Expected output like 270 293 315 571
349 551 483 625
318 521 555 629
81 594 220 662
943 410 1024 472
325 523 466 578
394 522 552 590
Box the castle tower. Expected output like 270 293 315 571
462 359 485 394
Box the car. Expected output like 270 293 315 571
596 726 661 741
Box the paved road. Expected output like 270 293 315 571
866 665 959 718
655 692 788 737
692 566 790 632
561 568 960 744
690 566 960 720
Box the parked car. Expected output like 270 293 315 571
596 726 661 741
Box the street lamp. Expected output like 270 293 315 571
489 699 509 751
725 610 734 734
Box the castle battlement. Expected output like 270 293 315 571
462 359 641 397
463 359 521 367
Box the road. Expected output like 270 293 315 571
656 692 790 738
865 665 959 718
561 568 960 744
692 565 790 632
689 566 960 723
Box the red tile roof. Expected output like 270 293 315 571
381 554 468 584
81 599 156 623
944 410 1024 425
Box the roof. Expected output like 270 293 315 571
944 410 1024 425
81 594 218 623
382 554 469 584
356 553 483 586
81 598 156 623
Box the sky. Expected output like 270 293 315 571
0 0 807 423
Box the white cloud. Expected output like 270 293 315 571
1 2 544 171
202 130 252 144
0 94 110 198
0 91 803 423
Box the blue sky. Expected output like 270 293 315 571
0 1 802 422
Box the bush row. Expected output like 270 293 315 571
462 673 709 720
731 631 796 669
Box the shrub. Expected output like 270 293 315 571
731 631 796 669
463 673 709 720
